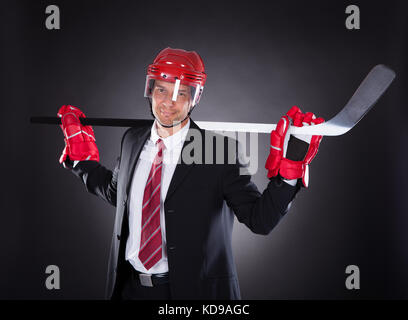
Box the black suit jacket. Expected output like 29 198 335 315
71 120 300 299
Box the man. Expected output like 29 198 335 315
57 47 324 300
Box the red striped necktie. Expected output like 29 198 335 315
138 139 165 270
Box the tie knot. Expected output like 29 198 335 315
156 139 165 153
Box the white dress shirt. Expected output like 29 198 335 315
125 119 191 274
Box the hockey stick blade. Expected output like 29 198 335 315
291 64 396 136
196 64 396 135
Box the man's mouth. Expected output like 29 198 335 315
160 109 176 118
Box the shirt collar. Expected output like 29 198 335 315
150 119 191 151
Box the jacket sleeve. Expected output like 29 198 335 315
222 156 301 235
68 128 132 208
70 158 120 207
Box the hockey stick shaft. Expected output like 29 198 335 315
29 116 274 132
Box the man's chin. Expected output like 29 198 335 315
156 117 181 127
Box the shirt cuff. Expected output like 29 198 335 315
282 178 297 186
73 160 80 168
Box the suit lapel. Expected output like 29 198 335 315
124 127 151 197
165 120 202 202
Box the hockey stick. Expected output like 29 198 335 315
30 64 395 136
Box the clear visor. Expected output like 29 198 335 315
144 76 203 106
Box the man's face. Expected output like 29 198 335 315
151 79 192 126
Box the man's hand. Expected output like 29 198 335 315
265 106 324 187
57 105 99 169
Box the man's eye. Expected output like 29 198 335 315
158 88 165 93
179 92 185 96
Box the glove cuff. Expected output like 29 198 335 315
279 158 309 188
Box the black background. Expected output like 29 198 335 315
1 0 407 299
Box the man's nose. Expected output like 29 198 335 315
163 92 176 107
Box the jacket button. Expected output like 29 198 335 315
117 234 121 241
167 209 175 214
168 245 176 250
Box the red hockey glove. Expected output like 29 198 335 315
57 105 99 168
265 106 324 187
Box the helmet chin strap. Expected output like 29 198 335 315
147 98 195 128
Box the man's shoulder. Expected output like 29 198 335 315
187 121 243 168
191 120 237 144
122 125 151 141
118 125 151 153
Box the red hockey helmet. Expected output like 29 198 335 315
144 47 207 106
